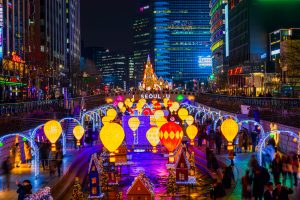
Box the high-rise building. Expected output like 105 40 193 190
210 0 229 83
133 0 154 84
269 28 300 95
97 49 128 90
0 0 33 101
153 0 212 86
65 0 81 92
228 0 300 95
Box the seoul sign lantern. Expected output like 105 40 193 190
159 122 183 163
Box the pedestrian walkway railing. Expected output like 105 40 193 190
0 99 65 116
198 93 300 109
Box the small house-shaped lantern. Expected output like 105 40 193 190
175 149 190 182
127 172 154 200
88 153 103 198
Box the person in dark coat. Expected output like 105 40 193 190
271 154 282 183
16 180 32 200
206 147 212 169
215 130 222 155
252 165 270 200
264 182 274 200
273 181 293 200
2 157 11 190
210 179 226 200
222 165 234 189
242 170 252 200
56 147 63 177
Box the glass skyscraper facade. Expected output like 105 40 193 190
154 0 212 85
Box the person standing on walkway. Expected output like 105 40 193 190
273 181 293 200
2 157 11 190
56 147 63 177
48 150 57 177
241 170 252 200
251 128 259 152
215 129 222 155
263 182 274 200
24 141 32 168
271 153 282 183
252 164 270 200
292 154 299 187
16 180 32 200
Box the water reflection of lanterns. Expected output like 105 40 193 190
99 123 125 162
44 120 63 151
159 122 183 163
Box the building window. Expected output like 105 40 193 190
137 186 141 191
179 173 185 181
180 163 184 168
91 177 97 184
92 166 95 171
92 187 97 194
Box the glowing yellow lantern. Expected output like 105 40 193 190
154 110 164 120
150 117 156 126
163 98 169 108
124 98 130 106
99 123 125 162
44 120 62 151
120 107 126 113
102 116 111 125
156 117 167 127
221 119 239 152
146 127 160 153
73 125 85 146
128 101 133 108
186 125 198 145
118 102 124 109
185 115 194 126
138 99 146 107
107 108 117 121
178 108 189 121
170 102 180 113
128 117 140 132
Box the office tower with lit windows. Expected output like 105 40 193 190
210 0 229 76
65 0 81 92
133 0 154 85
98 49 128 89
228 0 300 95
154 0 211 86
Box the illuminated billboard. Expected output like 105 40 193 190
198 56 212 67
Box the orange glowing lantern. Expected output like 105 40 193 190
159 122 183 163
154 102 161 110
152 99 158 105
167 100 173 107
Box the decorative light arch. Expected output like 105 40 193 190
0 133 40 177
213 114 239 132
238 120 265 139
81 110 101 131
194 110 206 123
257 130 300 166
31 124 66 155
201 111 221 124
59 117 81 126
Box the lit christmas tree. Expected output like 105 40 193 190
72 177 84 200
167 168 177 196
142 55 158 91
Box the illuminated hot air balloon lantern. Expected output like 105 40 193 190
146 127 160 153
221 119 239 160
44 120 63 151
106 108 117 121
128 117 140 146
185 115 194 126
99 123 125 162
159 122 183 163
186 125 198 145
178 108 189 124
73 125 85 146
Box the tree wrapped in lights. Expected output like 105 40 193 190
72 177 84 200
167 168 177 196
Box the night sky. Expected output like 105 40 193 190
81 0 139 53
